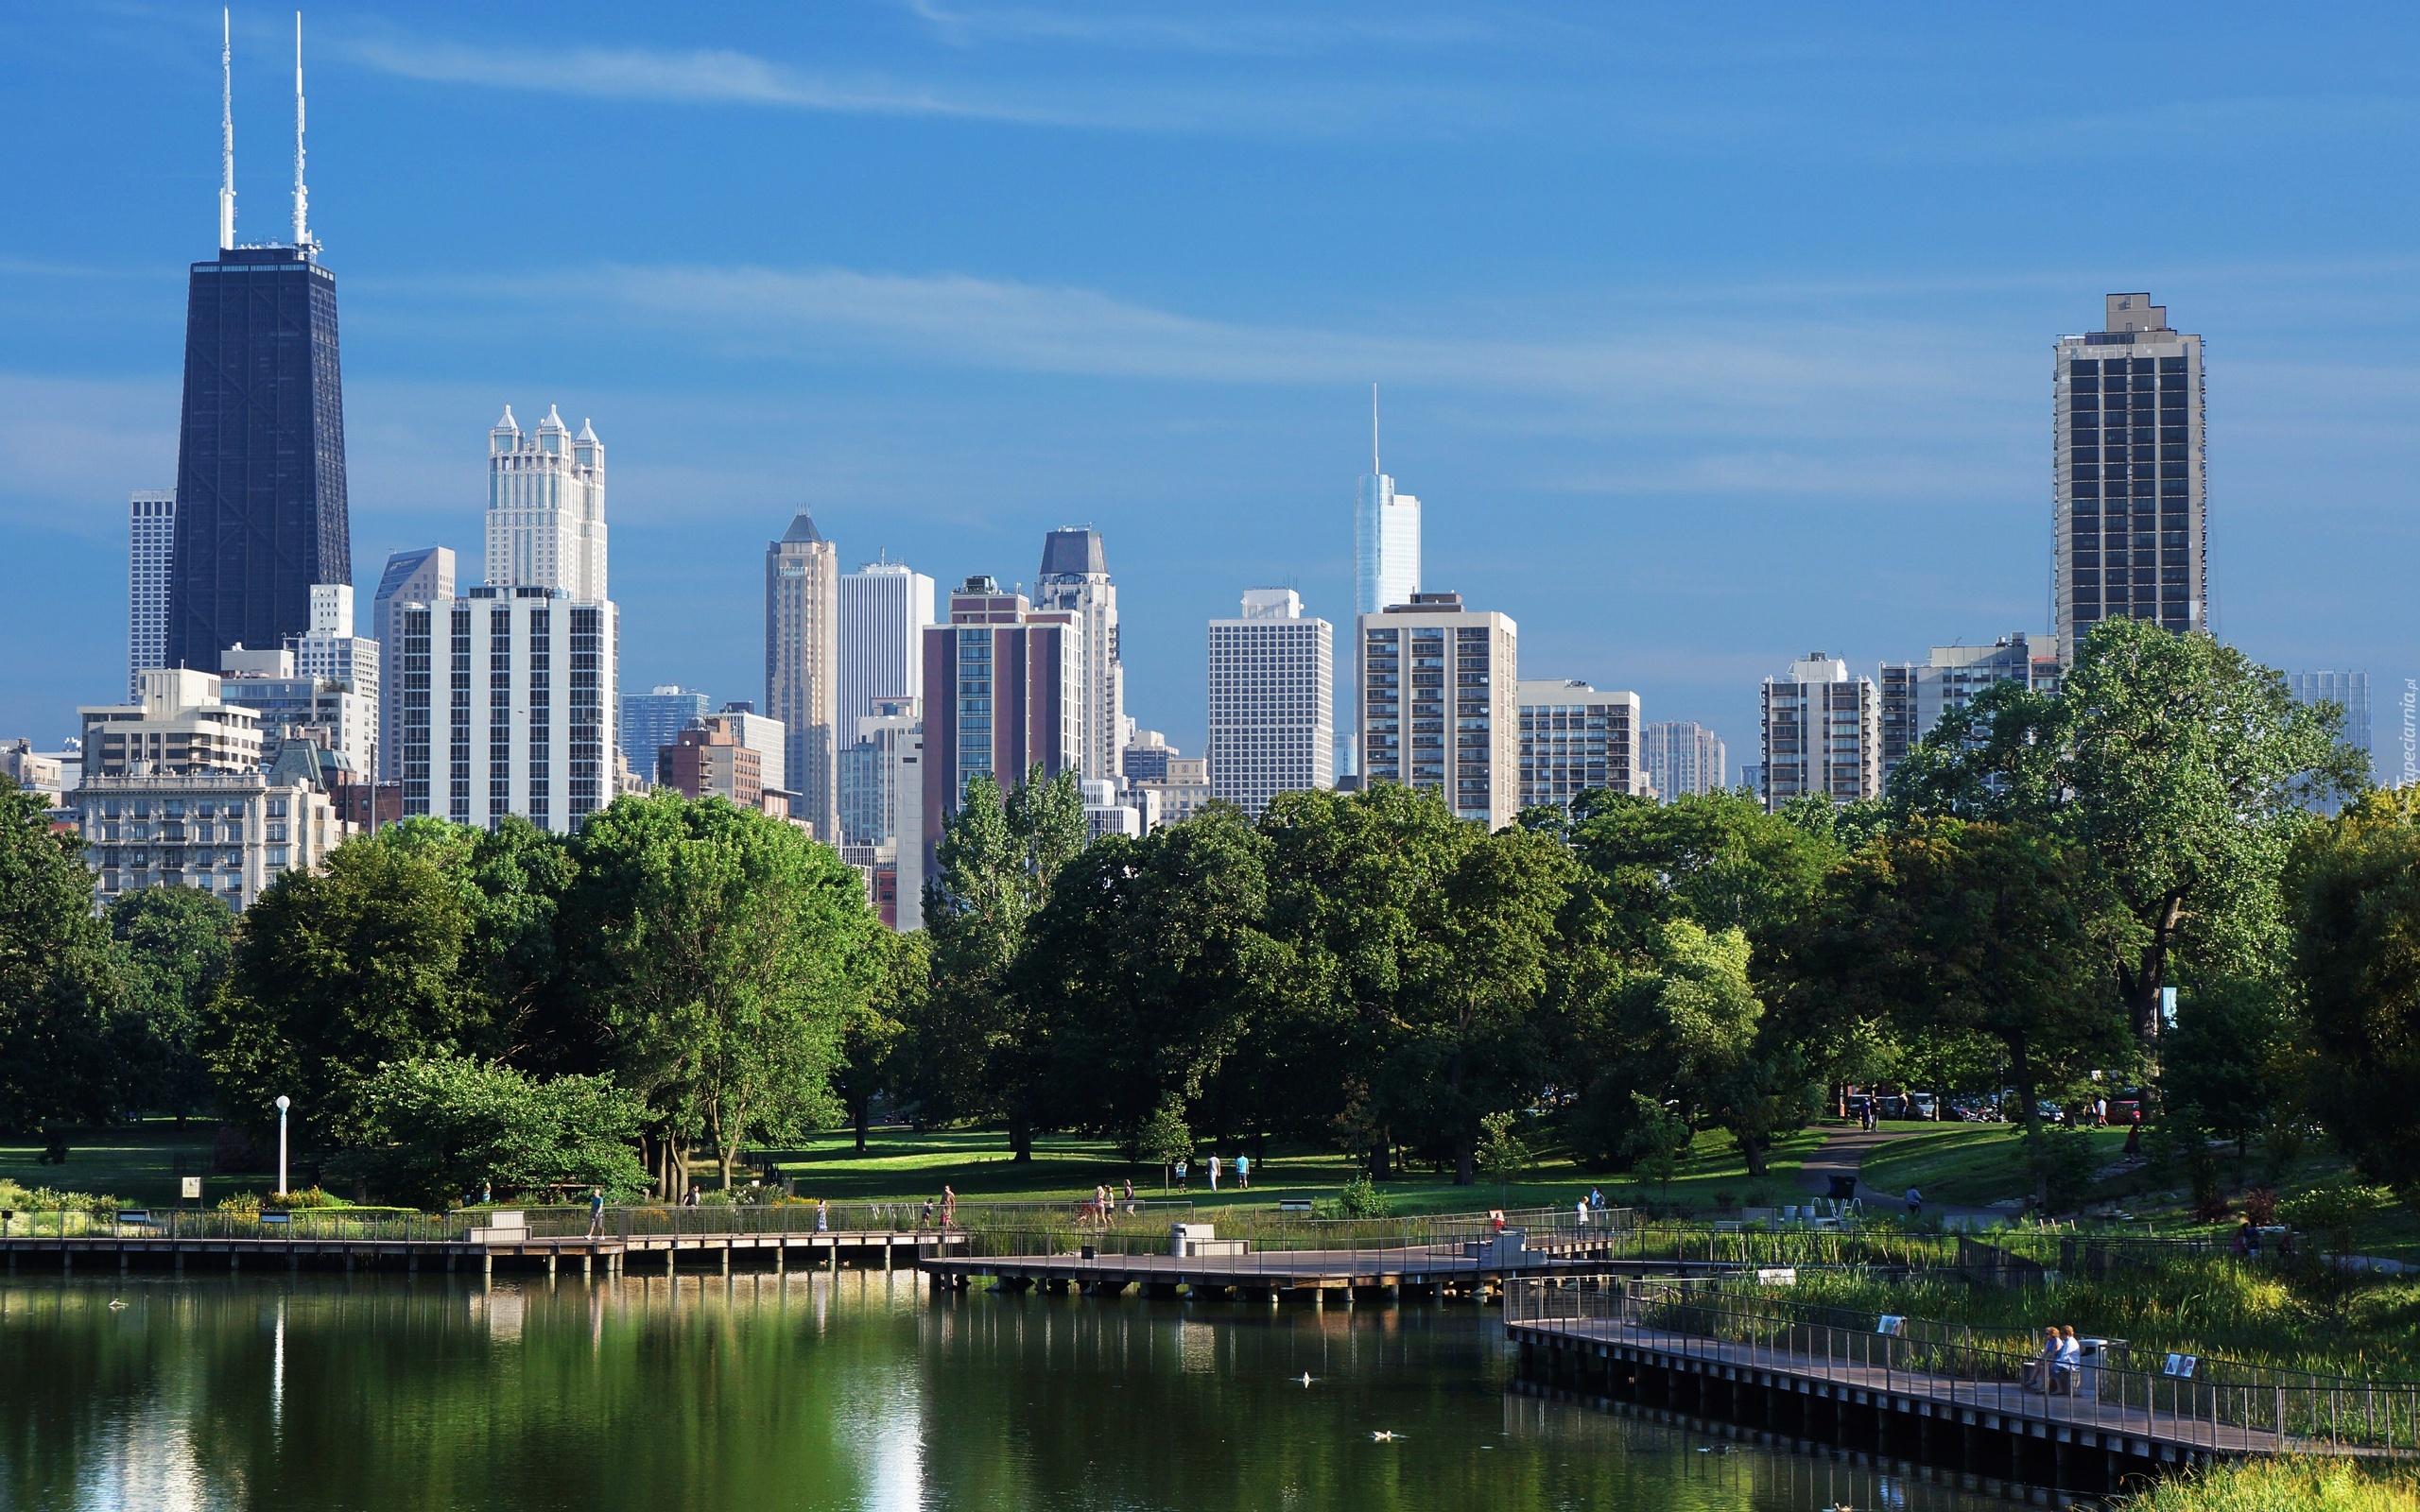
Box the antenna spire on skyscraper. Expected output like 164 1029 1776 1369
218 9 235 250
1371 382 1380 476
290 12 315 254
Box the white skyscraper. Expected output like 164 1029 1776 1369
372 546 456 782
1352 393 1420 774
1033 528 1123 783
393 586 617 833
486 405 607 600
1207 589 1335 817
1640 721 1729 800
1760 652 1879 812
279 583 380 776
767 512 840 844
838 558 935 731
128 490 175 699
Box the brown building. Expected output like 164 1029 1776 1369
657 724 763 811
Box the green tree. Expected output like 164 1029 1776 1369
565 793 874 1191
105 886 237 1121
834 928 923 1152
205 830 491 1156
1891 618 2363 1048
1476 1109 1530 1199
0 786 120 1133
1135 1095 1191 1193
356 1054 648 1209
908 765 1087 1160
2289 790 2420 1200
1794 817 2133 1137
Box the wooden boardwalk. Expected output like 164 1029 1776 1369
921 1234 1656 1297
1510 1313 2285 1470
0 1229 966 1277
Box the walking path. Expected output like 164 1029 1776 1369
1794 1124 2009 1224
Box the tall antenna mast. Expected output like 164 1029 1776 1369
290 11 314 254
1371 382 1380 477
218 9 235 250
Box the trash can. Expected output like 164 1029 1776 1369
1080 1246 1097 1261
2076 1338 2110 1400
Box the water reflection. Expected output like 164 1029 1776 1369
0 1276 2040 1511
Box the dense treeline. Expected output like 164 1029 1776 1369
4 616 2417 1212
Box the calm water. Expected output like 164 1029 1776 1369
0 1274 2044 1511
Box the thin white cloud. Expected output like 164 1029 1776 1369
894 0 1501 56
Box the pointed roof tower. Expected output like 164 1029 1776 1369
781 511 825 544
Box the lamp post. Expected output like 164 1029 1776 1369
275 1096 291 1196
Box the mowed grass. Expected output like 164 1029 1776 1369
1860 1124 2133 1208
770 1123 1835 1217
0 1119 274 1208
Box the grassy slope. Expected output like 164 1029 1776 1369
0 1120 272 1208
1861 1125 2131 1207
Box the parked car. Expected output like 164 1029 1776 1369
2111 1089 2146 1125
1909 1093 1939 1121
2035 1100 2066 1125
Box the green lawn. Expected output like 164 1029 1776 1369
770 1123 1833 1218
0 1119 274 1209
1858 1124 2134 1209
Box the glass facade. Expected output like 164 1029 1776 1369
166 247 351 671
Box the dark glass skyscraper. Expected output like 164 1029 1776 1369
164 244 351 671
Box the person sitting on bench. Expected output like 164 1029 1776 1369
2023 1327 2061 1392
2048 1327 2083 1395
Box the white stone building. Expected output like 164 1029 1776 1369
1032 528 1123 784
486 405 607 601
128 490 175 700
1760 652 1879 812
1206 588 1334 817
1357 592 1517 829
74 767 338 911
838 558 935 732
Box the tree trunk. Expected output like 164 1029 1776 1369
853 1093 871 1154
1740 1133 1769 1178
1454 1144 1475 1187
1370 1129 1392 1182
1010 1114 1032 1163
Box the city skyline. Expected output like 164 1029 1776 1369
5 7 2415 772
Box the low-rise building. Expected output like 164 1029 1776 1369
1516 679 1646 813
657 723 763 811
1132 755 1209 828
78 669 265 779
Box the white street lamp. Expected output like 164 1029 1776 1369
275 1096 291 1196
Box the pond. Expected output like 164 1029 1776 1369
0 1274 2055 1510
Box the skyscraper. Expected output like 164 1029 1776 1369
1639 721 1728 801
1032 528 1122 783
766 512 840 843
1516 679 1645 812
128 490 175 699
921 576 1082 872
372 546 455 782
838 558 935 731
485 405 606 599
1760 653 1878 812
394 585 616 833
165 23 351 675
619 685 712 776
2289 671 2372 771
1352 394 1420 774
2055 294 2206 655
1206 589 1335 817
1356 592 1516 829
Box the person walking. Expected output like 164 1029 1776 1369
1236 1154 1250 1190
941 1186 957 1228
1122 1177 1135 1214
1575 1196 1590 1229
1175 1160 1188 1193
682 1186 699 1208
1905 1186 1923 1219
816 1198 829 1233
1208 1155 1221 1193
587 1186 607 1238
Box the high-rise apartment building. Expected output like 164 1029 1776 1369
1516 679 1645 813
486 405 607 600
838 558 935 731
619 685 711 777
920 576 1082 871
1033 528 1122 782
1640 722 1727 801
656 723 762 811
838 696 920 847
372 547 455 782
392 586 617 833
217 640 376 783
1356 592 1517 829
128 490 175 699
166 43 350 675
1760 653 1879 811
2055 294 2205 655
766 512 840 843
1877 634 2062 782
1206 588 1334 817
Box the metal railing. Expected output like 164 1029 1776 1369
1506 1277 2420 1453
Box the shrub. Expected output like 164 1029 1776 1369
2240 1187 2279 1227
2024 1124 2101 1213
1322 1175 1392 1220
264 1186 346 1211
0 1179 116 1215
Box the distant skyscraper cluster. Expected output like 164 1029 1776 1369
34 31 2364 936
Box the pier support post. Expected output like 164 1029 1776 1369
667 1249 676 1279
774 1243 785 1276
230 1249 239 1273
547 1253 559 1281
580 1253 592 1280
481 1253 493 1280
720 1247 731 1277
445 1252 456 1274
829 1242 838 1275
119 1249 129 1275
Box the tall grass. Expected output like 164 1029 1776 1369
2114 1458 2420 1511
1763 1259 2420 1379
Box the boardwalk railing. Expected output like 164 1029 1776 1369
1507 1277 2420 1454
0 1200 1188 1246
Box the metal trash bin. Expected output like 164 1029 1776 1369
2076 1337 2110 1400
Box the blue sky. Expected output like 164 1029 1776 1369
4 3 2415 769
